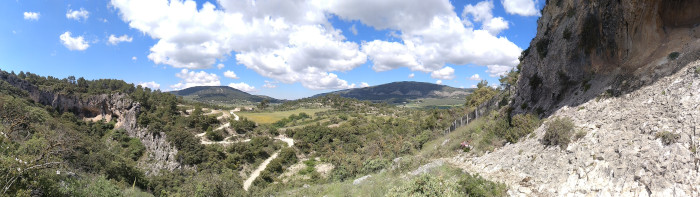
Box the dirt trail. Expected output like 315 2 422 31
243 135 294 191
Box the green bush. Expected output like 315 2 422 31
563 28 571 40
458 173 507 197
387 175 459 197
655 131 679 145
361 158 390 174
205 127 224 141
504 113 541 143
536 39 550 58
542 117 574 149
668 52 680 60
231 117 256 134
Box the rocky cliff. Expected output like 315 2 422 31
450 60 700 196
512 0 700 116
0 72 181 175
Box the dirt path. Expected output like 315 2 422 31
243 135 294 191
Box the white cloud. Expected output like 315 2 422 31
352 0 521 75
223 70 238 79
59 31 89 51
408 73 415 78
470 84 477 88
486 64 512 77
228 82 256 92
430 66 455 80
217 64 225 69
23 12 40 21
501 0 539 16
349 24 358 35
263 80 278 88
111 0 364 90
170 69 220 90
108 34 133 45
436 80 442 84
462 1 509 35
468 74 481 81
360 82 370 88
66 8 89 21
138 81 160 90
111 0 521 90
132 56 137 60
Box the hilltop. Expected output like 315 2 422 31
169 86 281 105
314 81 472 104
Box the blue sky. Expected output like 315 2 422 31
1 0 544 99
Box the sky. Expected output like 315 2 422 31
1 0 544 100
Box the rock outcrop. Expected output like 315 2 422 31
512 0 700 116
449 60 700 196
0 72 181 175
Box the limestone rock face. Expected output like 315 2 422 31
0 72 181 175
449 60 700 196
512 0 700 116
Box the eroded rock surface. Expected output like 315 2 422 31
449 61 700 196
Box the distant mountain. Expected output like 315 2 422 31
169 86 280 104
314 81 473 103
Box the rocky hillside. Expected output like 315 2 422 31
449 60 700 196
314 81 472 103
169 86 281 105
512 0 700 116
0 71 181 174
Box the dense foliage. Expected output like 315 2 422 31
465 80 498 111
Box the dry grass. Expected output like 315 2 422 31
236 108 331 124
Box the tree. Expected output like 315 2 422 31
258 99 269 110
465 80 498 110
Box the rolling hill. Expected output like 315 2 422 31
169 86 281 105
314 81 473 103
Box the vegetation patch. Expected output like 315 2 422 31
536 38 550 58
542 117 575 149
563 28 572 40
655 131 679 145
668 52 680 60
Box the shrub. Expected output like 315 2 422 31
205 127 224 141
387 175 459 197
668 52 680 60
655 131 679 145
695 66 700 75
542 117 574 149
504 113 541 143
457 173 507 197
563 28 572 40
536 39 550 58
361 158 390 174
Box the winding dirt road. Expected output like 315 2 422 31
243 135 294 191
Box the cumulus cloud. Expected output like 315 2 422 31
436 80 442 84
360 82 370 88
23 12 40 21
228 82 256 92
468 74 481 81
462 1 509 35
132 56 137 60
108 34 132 45
408 73 415 78
223 70 238 79
501 0 539 16
263 80 278 88
351 0 521 75
66 8 89 21
138 81 160 90
430 66 455 80
170 69 220 90
111 0 364 89
486 64 512 77
217 64 225 69
59 31 89 51
111 0 521 90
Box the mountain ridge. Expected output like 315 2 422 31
313 81 473 103
169 86 282 105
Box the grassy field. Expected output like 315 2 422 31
402 98 465 109
236 108 331 124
